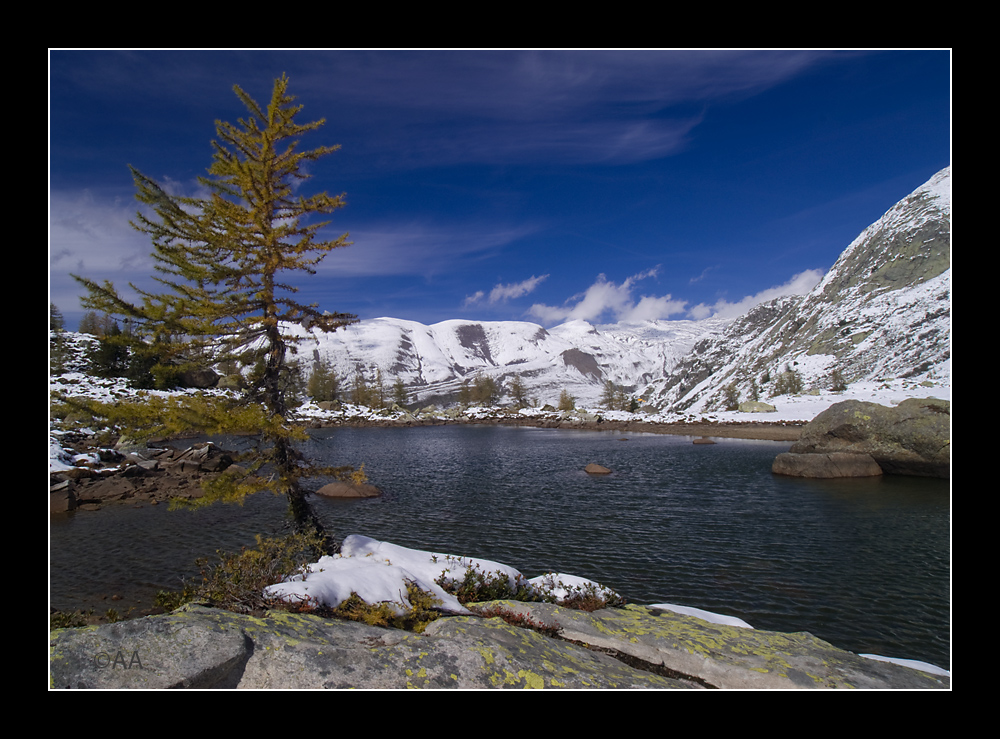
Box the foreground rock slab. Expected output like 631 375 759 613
496 602 948 689
50 604 685 689
50 602 948 689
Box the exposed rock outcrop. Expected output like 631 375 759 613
777 398 949 478
49 442 237 510
49 602 949 689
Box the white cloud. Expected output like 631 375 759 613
462 290 485 307
687 269 825 320
528 267 687 325
527 267 828 327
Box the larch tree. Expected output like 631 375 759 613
69 75 358 552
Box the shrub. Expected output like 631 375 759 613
156 530 328 616
436 562 547 605
469 604 562 637
772 365 803 396
329 583 444 633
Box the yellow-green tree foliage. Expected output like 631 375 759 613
69 76 358 549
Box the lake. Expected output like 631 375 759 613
49 424 950 670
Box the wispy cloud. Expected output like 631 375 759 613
318 222 538 279
289 49 842 167
466 274 550 307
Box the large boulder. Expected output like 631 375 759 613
739 401 777 413
780 398 950 478
179 367 219 389
49 602 949 689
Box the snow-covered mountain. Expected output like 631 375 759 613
643 166 951 413
288 314 730 409
291 167 951 412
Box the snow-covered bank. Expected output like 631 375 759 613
264 534 950 678
290 376 950 427
49 365 950 473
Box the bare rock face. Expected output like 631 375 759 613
584 464 612 475
777 398 949 478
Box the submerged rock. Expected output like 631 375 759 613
314 481 382 498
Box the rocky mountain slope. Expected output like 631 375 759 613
643 167 951 413
293 167 950 414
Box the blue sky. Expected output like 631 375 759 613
49 49 951 331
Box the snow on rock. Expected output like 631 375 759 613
648 602 754 629
859 653 951 678
264 535 620 616
527 572 621 602
265 534 533 616
265 554 471 616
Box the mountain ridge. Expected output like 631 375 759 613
293 167 951 412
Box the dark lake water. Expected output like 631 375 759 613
50 424 951 670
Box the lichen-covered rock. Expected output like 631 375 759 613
50 602 949 689
788 398 949 478
488 602 949 689
739 401 777 413
50 604 686 689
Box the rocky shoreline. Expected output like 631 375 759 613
50 418 803 514
302 415 806 442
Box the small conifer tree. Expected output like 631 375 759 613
723 382 740 411
391 377 408 407
558 389 575 411
50 304 69 375
458 378 472 407
508 373 529 408
307 358 340 402
68 75 358 551
471 373 499 406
